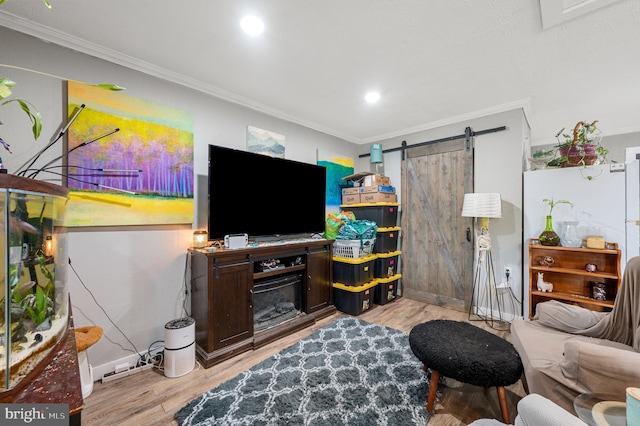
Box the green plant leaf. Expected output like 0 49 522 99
0 78 16 99
37 257 54 285
15 99 42 139
25 306 36 323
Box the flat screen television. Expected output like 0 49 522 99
208 144 327 242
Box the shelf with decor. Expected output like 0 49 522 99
528 239 621 319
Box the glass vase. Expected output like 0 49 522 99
561 221 582 247
539 215 560 246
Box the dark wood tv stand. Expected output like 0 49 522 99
189 239 335 368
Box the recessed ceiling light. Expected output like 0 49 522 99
241 15 265 36
365 92 381 103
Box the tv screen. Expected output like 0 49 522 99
208 144 327 241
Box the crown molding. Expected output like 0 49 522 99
0 13 537 146
0 12 361 144
362 98 535 144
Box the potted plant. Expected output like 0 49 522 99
538 198 573 246
549 120 609 168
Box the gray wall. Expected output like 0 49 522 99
357 109 528 321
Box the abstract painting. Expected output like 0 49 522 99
317 149 354 214
65 81 194 227
247 125 285 158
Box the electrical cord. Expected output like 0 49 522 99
69 257 141 356
182 253 191 317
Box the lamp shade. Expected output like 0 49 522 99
370 144 383 164
461 193 502 218
193 230 208 248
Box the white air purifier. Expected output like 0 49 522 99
164 317 195 378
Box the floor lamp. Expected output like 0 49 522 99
462 192 504 328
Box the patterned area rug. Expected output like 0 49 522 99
175 317 433 425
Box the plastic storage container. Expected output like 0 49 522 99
374 250 401 278
374 274 401 305
333 280 378 316
333 255 376 286
374 227 400 253
347 203 399 228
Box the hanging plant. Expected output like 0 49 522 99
0 64 124 154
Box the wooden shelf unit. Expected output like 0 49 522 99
528 239 621 319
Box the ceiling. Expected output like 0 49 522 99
1 0 639 146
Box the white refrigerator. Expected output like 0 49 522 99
523 161 640 318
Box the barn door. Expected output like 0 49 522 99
400 136 474 311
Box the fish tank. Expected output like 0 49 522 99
0 175 69 391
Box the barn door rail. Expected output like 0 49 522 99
358 125 506 161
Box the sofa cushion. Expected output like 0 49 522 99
534 300 606 333
560 339 639 395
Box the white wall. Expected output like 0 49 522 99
1 27 360 377
356 109 528 320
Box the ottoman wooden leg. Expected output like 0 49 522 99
496 386 509 424
427 369 440 412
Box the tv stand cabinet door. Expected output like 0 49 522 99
211 262 253 349
305 247 333 314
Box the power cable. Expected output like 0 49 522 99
68 257 141 356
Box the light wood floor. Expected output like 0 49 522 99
82 297 526 425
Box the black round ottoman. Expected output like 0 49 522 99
409 319 523 423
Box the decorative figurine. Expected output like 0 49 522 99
539 256 555 267
585 263 597 272
537 272 554 292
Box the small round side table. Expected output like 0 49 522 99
573 393 626 426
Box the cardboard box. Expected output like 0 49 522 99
341 193 360 204
341 187 360 195
363 174 390 187
359 185 395 194
360 192 397 203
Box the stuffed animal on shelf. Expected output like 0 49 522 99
537 272 553 292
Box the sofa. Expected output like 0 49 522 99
510 256 640 415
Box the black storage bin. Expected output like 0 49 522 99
346 203 399 228
374 250 401 278
333 281 377 316
333 254 376 286
374 274 401 305
374 227 400 253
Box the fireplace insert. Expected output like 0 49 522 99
253 273 302 332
